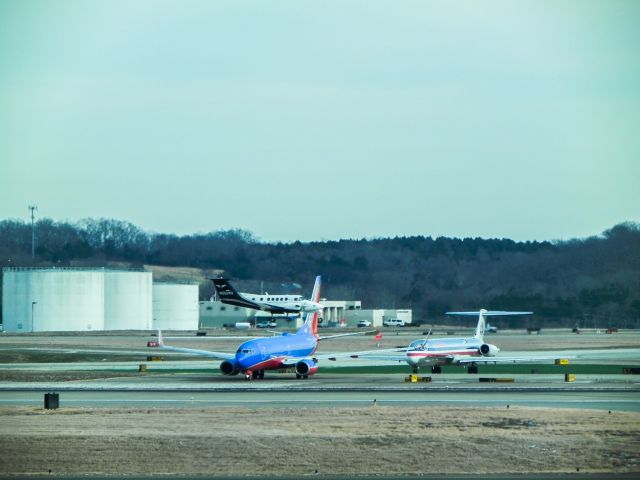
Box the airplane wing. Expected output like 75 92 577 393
274 350 407 366
266 330 285 336
258 303 290 313
453 355 571 365
156 343 235 360
153 331 235 361
317 330 379 340
162 335 255 340
317 346 408 362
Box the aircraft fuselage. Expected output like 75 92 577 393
405 337 498 368
236 334 316 369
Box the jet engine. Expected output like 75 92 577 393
295 359 318 377
220 360 240 376
479 343 499 357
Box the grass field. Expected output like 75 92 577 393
1 405 639 476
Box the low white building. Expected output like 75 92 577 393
199 300 257 329
198 298 412 330
342 308 413 327
319 300 361 327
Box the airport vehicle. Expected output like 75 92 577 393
354 310 555 374
357 320 372 328
212 277 323 315
153 276 374 380
230 322 251 329
383 319 405 327
256 320 277 328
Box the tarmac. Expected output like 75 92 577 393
1 330 639 478
2 385 640 412
1 329 639 411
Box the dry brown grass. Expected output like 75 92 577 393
1 405 639 476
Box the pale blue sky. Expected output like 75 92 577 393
1 1 638 242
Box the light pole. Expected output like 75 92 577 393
28 205 37 260
31 301 37 332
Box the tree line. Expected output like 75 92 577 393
1 217 639 328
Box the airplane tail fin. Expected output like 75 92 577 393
310 275 321 303
475 309 487 341
446 310 533 342
211 278 243 302
298 275 321 336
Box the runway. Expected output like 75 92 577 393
2 331 639 478
2 388 639 411
1 330 639 412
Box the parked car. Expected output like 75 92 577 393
256 320 277 328
357 320 372 328
383 319 406 327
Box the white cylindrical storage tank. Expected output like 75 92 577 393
104 271 152 330
152 283 199 330
2 268 104 332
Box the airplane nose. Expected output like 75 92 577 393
236 355 250 369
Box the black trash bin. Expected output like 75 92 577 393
44 392 59 410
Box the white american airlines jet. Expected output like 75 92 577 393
212 277 323 315
402 310 533 373
349 310 563 373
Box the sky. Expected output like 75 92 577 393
1 0 638 243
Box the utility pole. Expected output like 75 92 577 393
28 205 37 260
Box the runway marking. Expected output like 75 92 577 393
2 392 639 411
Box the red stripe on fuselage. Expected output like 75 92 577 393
243 356 287 371
407 350 477 358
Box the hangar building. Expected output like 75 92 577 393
153 283 199 330
2 267 152 332
104 270 152 330
199 299 412 329
199 300 257 328
1 267 410 332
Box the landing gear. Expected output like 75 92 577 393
431 365 442 374
295 374 309 380
468 364 479 374
245 370 265 380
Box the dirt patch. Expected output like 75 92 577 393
0 405 638 476
0 370 139 382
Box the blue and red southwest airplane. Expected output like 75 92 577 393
152 276 373 380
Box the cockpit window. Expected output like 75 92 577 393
409 339 427 350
